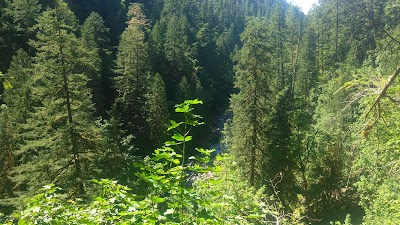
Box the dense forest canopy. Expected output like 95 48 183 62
0 0 399 224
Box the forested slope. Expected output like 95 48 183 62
0 0 399 224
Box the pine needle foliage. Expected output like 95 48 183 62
13 0 106 199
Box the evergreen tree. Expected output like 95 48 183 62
0 105 15 214
6 0 41 35
81 12 111 116
0 0 13 73
2 0 41 61
13 0 105 197
177 75 191 103
3 49 33 123
264 87 298 205
145 73 169 146
229 18 272 187
114 3 149 148
0 49 33 211
164 14 193 80
148 21 165 75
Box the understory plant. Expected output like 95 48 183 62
5 100 302 224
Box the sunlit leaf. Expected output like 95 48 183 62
247 214 263 219
184 99 203 105
151 196 165 203
172 133 185 141
168 120 183 131
164 208 174 215
165 141 178 146
175 103 190 113
2 79 13 90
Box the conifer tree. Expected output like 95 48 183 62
0 0 13 73
13 0 105 197
0 106 15 213
164 15 193 78
229 18 272 187
148 21 165 75
145 73 169 146
6 0 41 34
114 3 149 148
0 49 33 210
264 87 298 205
2 49 33 123
4 0 41 56
177 75 191 103
81 12 111 116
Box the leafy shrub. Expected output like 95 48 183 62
6 100 304 224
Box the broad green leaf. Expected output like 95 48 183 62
175 104 190 113
153 152 172 161
185 120 199 126
247 214 263 219
18 219 27 225
151 196 165 203
185 136 192 141
171 159 180 165
184 99 203 105
213 166 222 172
165 141 178 146
172 133 185 141
196 148 214 156
168 120 183 131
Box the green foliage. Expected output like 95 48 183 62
2 0 400 224
349 66 400 225
5 0 41 33
146 73 169 144
229 17 273 187
12 0 107 199
0 105 16 213
330 214 353 225
2 49 33 122
0 69 13 91
195 154 305 225
6 100 305 224
113 4 149 148
80 12 110 116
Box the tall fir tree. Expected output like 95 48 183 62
80 12 111 116
113 3 149 149
0 105 16 214
0 49 33 211
3 0 41 61
13 0 105 198
5 0 41 35
145 73 169 146
2 49 33 123
164 14 193 81
229 18 272 187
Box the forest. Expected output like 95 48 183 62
0 0 399 224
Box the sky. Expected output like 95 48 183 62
289 0 319 14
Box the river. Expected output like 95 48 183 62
208 108 231 157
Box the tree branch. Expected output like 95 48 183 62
365 65 400 118
384 95 400 104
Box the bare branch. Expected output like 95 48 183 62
365 65 400 118
384 95 400 103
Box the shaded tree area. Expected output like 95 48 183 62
1 0 400 224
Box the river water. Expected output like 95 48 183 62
208 109 231 157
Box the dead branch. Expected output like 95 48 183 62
384 95 400 103
365 65 400 118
